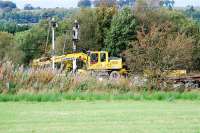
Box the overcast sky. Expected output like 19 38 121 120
7 0 200 9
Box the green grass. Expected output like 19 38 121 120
1 91 200 102
0 101 200 133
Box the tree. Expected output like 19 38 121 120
185 5 195 19
184 9 200 21
105 8 137 56
0 20 30 34
93 0 117 7
118 0 136 8
15 21 49 64
0 1 16 11
124 8 199 74
126 23 193 73
126 25 193 89
125 17 193 89
73 9 100 51
14 19 72 64
186 5 195 13
78 0 91 8
0 32 23 64
24 4 34 10
95 2 117 48
159 0 175 9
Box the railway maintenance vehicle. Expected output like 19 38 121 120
32 51 127 79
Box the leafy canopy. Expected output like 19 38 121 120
105 7 137 56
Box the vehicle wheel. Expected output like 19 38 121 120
110 71 121 80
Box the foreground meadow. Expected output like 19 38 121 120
0 101 200 133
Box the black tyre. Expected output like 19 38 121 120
110 71 121 80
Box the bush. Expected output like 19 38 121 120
0 61 135 94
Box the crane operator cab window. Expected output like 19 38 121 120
90 53 98 64
101 53 106 62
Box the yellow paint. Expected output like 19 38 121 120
32 51 125 74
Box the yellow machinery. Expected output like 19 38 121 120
144 69 187 78
32 51 127 78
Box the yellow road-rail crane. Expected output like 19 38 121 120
32 20 127 79
32 51 127 79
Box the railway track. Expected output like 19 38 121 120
166 75 200 88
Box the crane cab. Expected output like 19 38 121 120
87 51 123 70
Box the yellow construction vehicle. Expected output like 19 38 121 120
32 51 127 79
32 20 128 78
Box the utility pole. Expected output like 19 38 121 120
51 18 58 70
72 20 80 74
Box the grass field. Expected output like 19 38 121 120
2 91 200 102
0 101 200 133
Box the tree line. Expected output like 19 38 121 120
77 0 175 9
0 8 76 24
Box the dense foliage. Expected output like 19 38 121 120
23 4 40 10
0 8 76 24
78 0 92 8
185 7 200 21
0 20 29 34
105 8 137 56
0 0 16 11
0 32 23 64
93 0 135 7
126 8 200 71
